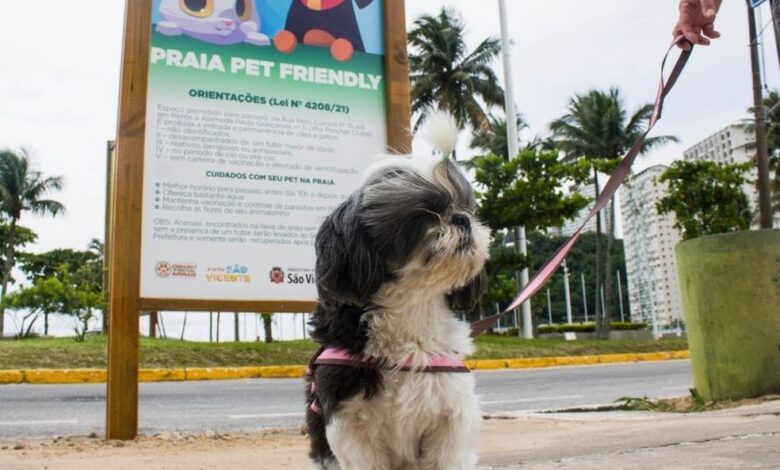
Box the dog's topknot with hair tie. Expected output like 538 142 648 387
424 110 459 160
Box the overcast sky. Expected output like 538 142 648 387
1 0 778 255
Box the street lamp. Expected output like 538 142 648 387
498 0 533 338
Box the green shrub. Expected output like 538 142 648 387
610 322 648 331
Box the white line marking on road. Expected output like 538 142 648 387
481 395 583 405
228 413 305 420
0 420 79 426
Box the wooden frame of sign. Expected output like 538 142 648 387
107 0 410 440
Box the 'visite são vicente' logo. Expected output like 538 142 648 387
207 264 252 283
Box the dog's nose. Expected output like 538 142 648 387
452 214 471 230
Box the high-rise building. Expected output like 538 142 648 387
620 165 682 332
560 178 611 237
682 124 769 225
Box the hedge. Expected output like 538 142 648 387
500 322 648 336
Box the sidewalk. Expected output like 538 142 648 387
2 397 777 469
479 397 780 469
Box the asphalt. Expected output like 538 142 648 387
0 360 693 439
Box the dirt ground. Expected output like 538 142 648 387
3 397 779 470
0 420 530 470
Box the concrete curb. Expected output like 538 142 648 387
0 351 689 384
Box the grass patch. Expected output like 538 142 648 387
469 335 688 360
615 389 710 413
0 335 688 370
0 336 319 370
612 390 780 413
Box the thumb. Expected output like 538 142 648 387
700 0 718 19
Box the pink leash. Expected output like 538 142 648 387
469 39 693 337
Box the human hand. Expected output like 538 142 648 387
674 0 722 50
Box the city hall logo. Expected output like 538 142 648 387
155 261 172 278
155 261 197 279
206 264 251 283
269 267 285 284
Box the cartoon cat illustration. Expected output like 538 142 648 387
157 0 270 46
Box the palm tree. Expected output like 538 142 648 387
262 313 274 342
408 7 505 152
550 88 678 339
0 149 65 335
746 90 780 214
470 113 555 161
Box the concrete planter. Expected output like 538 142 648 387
676 230 780 401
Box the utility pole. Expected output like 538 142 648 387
748 0 775 228
563 260 573 324
616 270 625 323
581 272 589 322
770 0 780 71
498 0 533 338
546 288 553 325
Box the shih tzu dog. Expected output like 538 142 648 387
305 113 490 469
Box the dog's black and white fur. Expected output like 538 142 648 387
305 117 490 469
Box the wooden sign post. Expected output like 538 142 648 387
108 0 410 440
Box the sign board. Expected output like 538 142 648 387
108 0 410 440
141 0 388 302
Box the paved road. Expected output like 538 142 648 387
0 360 692 439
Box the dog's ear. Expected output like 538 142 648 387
315 195 386 305
447 268 487 312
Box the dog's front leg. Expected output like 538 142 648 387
417 404 481 470
326 415 391 470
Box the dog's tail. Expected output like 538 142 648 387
424 110 459 159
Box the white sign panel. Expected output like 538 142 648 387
140 0 386 301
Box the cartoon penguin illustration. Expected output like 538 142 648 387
274 0 375 62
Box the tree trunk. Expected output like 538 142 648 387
0 218 18 335
23 312 38 338
44 312 49 336
262 313 274 343
83 309 91 340
598 198 616 340
149 311 158 338
591 169 603 332
180 311 188 341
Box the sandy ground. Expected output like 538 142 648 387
2 398 779 469
0 422 519 469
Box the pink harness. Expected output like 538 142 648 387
306 346 469 414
